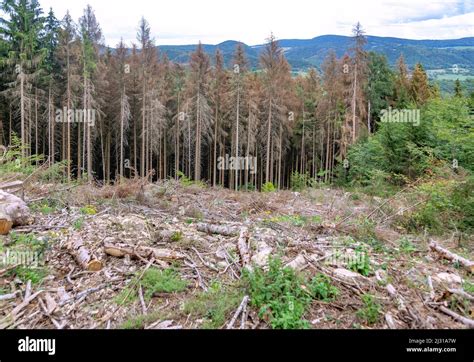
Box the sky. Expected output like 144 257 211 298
33 0 474 46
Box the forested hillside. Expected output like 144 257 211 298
0 1 472 331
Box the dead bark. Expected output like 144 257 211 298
0 190 31 230
429 240 474 273
196 223 239 236
103 242 185 261
68 236 103 272
237 227 251 270
226 295 250 329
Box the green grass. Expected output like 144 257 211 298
184 282 244 329
116 268 189 305
141 268 188 299
8 266 48 285
119 309 165 329
170 231 183 242
266 214 322 227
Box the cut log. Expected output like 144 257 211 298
0 211 13 235
196 223 239 236
237 227 251 271
68 236 103 272
103 242 185 261
0 190 31 228
429 240 474 273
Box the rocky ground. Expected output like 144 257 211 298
0 179 473 329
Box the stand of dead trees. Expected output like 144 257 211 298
0 4 434 190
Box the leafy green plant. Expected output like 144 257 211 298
8 232 49 255
80 205 97 215
73 217 85 230
463 281 474 294
399 237 418 254
291 171 309 192
243 258 311 329
261 182 276 193
177 171 193 186
8 266 48 285
308 274 339 301
356 294 381 325
348 249 371 277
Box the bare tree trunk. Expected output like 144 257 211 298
352 63 358 143
265 99 272 183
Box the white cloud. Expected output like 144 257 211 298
34 0 474 46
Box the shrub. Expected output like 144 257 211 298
356 294 381 325
261 182 276 193
290 171 309 192
308 274 339 302
243 258 311 329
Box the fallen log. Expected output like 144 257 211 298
447 289 474 302
0 190 31 234
196 223 239 236
438 305 474 328
68 236 103 272
429 240 474 273
237 227 252 271
0 180 23 194
103 242 185 261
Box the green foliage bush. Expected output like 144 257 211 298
345 98 474 187
261 182 276 193
244 258 339 329
402 177 474 234
290 171 310 191
356 294 381 325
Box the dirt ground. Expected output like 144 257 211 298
0 180 473 329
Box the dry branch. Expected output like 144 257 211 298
429 240 474 273
226 295 250 329
104 242 185 261
438 306 474 328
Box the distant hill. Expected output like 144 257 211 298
157 35 474 77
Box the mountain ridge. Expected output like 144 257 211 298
156 35 474 73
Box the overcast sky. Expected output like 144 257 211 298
34 0 474 46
